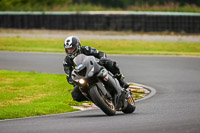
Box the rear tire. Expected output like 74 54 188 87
89 85 116 116
122 95 136 114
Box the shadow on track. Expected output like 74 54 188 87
64 112 138 119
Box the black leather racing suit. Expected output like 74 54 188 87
63 46 121 102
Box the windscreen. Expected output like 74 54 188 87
73 54 87 66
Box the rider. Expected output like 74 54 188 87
63 36 129 102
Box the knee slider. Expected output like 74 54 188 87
71 91 79 101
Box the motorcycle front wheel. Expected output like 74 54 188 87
89 85 116 116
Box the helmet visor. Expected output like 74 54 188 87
65 47 76 54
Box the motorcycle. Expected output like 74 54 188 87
71 54 136 116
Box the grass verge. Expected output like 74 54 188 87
0 70 145 120
0 37 200 56
0 70 81 120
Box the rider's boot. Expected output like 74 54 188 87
113 72 130 110
115 73 129 89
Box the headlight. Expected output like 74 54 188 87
79 79 85 84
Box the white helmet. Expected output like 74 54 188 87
64 36 81 59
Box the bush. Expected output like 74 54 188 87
0 0 72 10
0 0 200 11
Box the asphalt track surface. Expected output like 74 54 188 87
0 52 200 133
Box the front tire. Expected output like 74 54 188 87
89 85 116 116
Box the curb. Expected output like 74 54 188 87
133 83 156 102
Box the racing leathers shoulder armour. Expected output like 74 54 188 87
63 46 106 85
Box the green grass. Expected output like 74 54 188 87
0 70 81 120
0 70 144 120
0 37 200 56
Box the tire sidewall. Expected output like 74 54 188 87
89 85 116 116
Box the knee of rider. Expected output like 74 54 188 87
71 92 84 102
71 91 78 100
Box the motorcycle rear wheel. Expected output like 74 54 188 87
122 95 136 114
89 85 116 116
